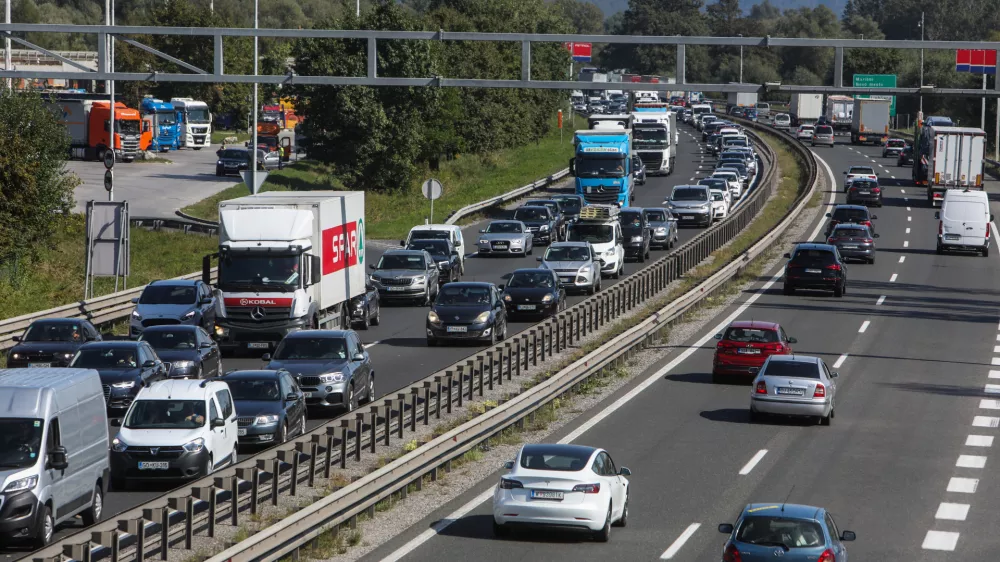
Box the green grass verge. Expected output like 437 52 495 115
211 129 251 144
0 214 217 320
183 116 583 240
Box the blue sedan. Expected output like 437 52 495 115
718 503 855 561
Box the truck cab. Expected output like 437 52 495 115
570 130 635 207
139 97 179 152
567 205 625 279
632 104 677 176
171 98 212 149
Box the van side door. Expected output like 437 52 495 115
214 388 237 463
43 417 73 521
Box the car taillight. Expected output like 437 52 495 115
814 384 826 398
572 483 601 494
863 221 872 228
723 544 742 562
863 238 873 244
717 342 736 354
827 238 835 244
755 381 767 394
824 264 842 271
764 343 785 353
499 478 523 489
873 187 881 193
818 549 835 562
988 222 992 239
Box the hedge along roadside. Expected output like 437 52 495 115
28 120 780 562
201 121 817 562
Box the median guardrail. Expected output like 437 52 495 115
444 169 570 225
26 118 802 562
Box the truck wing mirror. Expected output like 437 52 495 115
310 255 322 285
202 253 217 286
568 157 576 176
48 446 69 471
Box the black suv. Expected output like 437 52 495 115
782 243 848 297
825 205 877 237
406 239 461 283
620 207 651 262
524 199 569 242
845 179 882 207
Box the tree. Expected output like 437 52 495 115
0 91 77 274
553 0 605 35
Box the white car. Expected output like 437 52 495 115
710 188 730 218
493 443 631 541
796 125 815 141
713 170 743 199
843 165 878 192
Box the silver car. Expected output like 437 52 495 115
811 125 835 147
477 220 533 256
665 185 713 227
749 355 838 425
642 207 679 249
537 241 602 294
369 249 440 305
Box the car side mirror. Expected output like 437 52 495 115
992 214 996 222
842 170 847 175
783 252 791 258
503 461 514 470
714 333 722 339
787 337 797 344
110 418 122 427
399 240 405 246
568 157 576 176
369 264 377 270
48 446 68 471
11 336 19 342
311 255 322 284
142 360 156 368
536 257 542 262
618 467 631 476
748 367 760 375
870 215 877 220
261 353 272 362
498 284 505 290
840 531 856 542
452 250 459 256
352 353 365 362
200 342 213 348
479 229 486 233
211 418 226 429
718 523 734 534
286 392 298 402
874 233 880 238
825 213 832 217
933 211 940 219
131 297 139 304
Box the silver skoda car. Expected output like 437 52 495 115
477 220 534 256
537 241 602 294
749 355 838 425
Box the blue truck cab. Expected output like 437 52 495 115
569 130 635 207
139 97 179 152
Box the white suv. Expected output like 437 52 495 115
109 379 239 488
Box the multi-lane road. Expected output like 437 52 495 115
362 133 1000 560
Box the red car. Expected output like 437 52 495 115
712 321 796 383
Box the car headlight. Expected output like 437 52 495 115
428 310 441 324
503 294 512 302
172 360 195 370
654 227 667 234
112 381 135 389
320 372 345 383
217 160 222 165
438 261 450 269
604 249 615 257
541 294 553 303
474 311 491 324
131 310 141 320
110 436 128 453
579 264 593 273
413 275 427 284
479 239 489 245
4 475 38 493
509 239 523 246
631 236 644 243
255 414 280 426
540 225 550 231
183 437 205 453
370 275 381 282
10 353 20 360
182 310 197 320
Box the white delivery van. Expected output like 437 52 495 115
0 368 109 547
936 189 994 256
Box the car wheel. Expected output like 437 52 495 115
587 279 596 295
359 310 370 330
645 246 651 260
493 519 511 538
821 409 833 426
33 505 54 548
984 246 990 257
371 303 381 326
613 493 629 527
936 243 944 255
593 504 612 542
346 384 356 412
365 375 375 404
614 263 622 279
868 257 875 264
637 250 645 264
833 284 844 298
204 454 214 477
81 484 103 525
526 245 533 256
782 284 794 296
488 323 498 345
423 288 432 306
749 408 762 423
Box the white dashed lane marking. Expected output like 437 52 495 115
966 435 994 447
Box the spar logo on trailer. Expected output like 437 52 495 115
322 218 365 275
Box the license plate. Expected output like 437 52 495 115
28 363 51 368
447 326 468 333
138 462 169 470
304 392 313 398
945 234 961 240
517 305 536 311
238 428 247 437
842 244 858 249
805 268 822 274
777 387 805 396
737 348 761 355
247 342 269 349
681 216 694 220
858 191 870 195
387 286 406 292
531 490 564 500
493 244 508 248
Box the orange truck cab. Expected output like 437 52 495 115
255 119 294 161
53 99 143 161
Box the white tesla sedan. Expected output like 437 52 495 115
492 443 631 541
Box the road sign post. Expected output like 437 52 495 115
103 149 115 170
421 178 443 224
241 169 268 194
853 74 897 117
104 169 113 201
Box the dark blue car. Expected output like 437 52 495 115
223 370 308 446
718 503 855 561
6 318 102 368
69 341 169 411
138 325 222 379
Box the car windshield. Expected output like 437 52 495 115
645 211 667 222
672 188 708 202
520 447 591 471
507 272 555 288
376 254 425 270
0 419 44 469
850 180 877 189
408 230 449 241
790 249 837 267
139 285 196 305
552 196 582 213
221 149 248 159
568 224 613 243
407 240 449 255
487 222 523 234
22 322 84 343
620 212 642 228
514 208 547 221
887 139 906 147
544 246 591 261
724 328 778 342
712 192 726 201
227 379 281 401
699 179 728 191
528 201 559 215
735 516 825 548
139 330 197 350
273 337 347 360
219 254 300 289
832 208 870 221
436 286 491 305
575 157 626 178
70 347 138 369
124 400 206 429
833 226 869 238
848 167 874 175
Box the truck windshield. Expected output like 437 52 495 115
187 108 211 123
0 419 44 469
569 224 613 244
633 128 668 147
117 120 140 135
575 157 626 178
156 111 176 125
219 254 300 290
125 400 206 429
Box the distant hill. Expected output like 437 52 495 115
591 0 847 18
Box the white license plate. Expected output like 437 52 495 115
138 462 169 470
493 244 508 248
858 191 870 195
531 490 564 500
737 348 761 355
945 234 961 240
447 326 468 333
28 363 51 368
247 342 269 349
804 268 822 274
237 428 247 437
387 286 407 292
681 216 694 220
842 244 858 249
777 387 805 396
517 305 537 311
304 392 313 398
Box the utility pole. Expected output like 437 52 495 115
982 73 986 131
106 0 114 201
919 12 925 115
738 34 743 84
250 0 258 193
4 0 10 89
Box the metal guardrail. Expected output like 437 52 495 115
444 169 570 225
27 119 798 562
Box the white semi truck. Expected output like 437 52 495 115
790 93 823 124
631 102 677 175
171 98 212 149
912 125 986 207
203 191 366 352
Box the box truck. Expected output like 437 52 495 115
825 95 854 130
727 87 758 109
790 93 823 124
570 130 636 207
851 98 891 145
51 99 143 162
911 125 985 207
203 191 366 352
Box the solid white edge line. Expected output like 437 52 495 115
833 354 848 369
376 138 840 562
858 320 870 333
661 523 702 559
876 296 886 306
738 449 768 475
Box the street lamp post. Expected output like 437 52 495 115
250 0 258 193
4 0 10 89
738 34 743 84
919 12 925 115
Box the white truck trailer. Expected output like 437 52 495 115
203 191 366 352
825 95 854 130
631 103 677 175
912 125 986 207
850 98 891 145
790 93 823 124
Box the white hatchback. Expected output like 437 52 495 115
493 443 631 541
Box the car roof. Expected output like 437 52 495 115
442 282 494 289
489 220 522 224
833 204 870 212
30 318 88 325
728 320 780 330
148 279 199 287
80 340 142 349
516 205 548 211
793 243 837 252
673 184 708 190
848 166 875 172
283 329 351 339
409 238 450 244
832 222 869 229
767 354 821 365
520 443 598 459
140 379 223 400
141 325 200 333
526 199 557 204
642 207 668 213
382 249 427 256
549 241 591 248
511 268 554 276
620 207 644 214
410 224 457 232
222 370 284 380
742 503 823 520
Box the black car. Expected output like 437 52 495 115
406 239 461 283
845 178 882 207
525 199 568 241
824 205 877 237
643 207 679 249
827 223 879 264
223 370 308 446
620 207 651 262
551 194 584 223
897 146 914 167
6 318 102 368
782 243 848 297
631 155 647 186
264 329 374 412
138 325 222 379
215 147 251 177
426 282 508 346
513 206 558 245
69 341 169 411
501 269 565 318
882 138 907 158
349 278 381 329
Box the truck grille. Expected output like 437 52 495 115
638 153 663 167
379 277 413 286
121 136 140 156
226 306 293 323
125 446 185 459
192 127 209 134
237 416 256 428
583 189 620 204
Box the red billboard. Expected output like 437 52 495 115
564 42 592 63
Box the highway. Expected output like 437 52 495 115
362 132 1000 560
0 123 766 560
